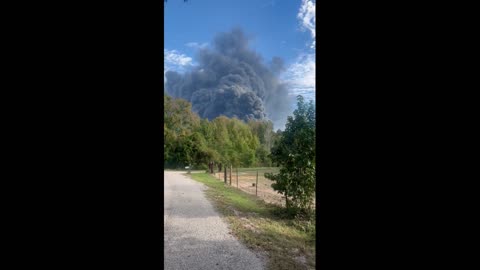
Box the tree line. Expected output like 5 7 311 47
164 94 281 170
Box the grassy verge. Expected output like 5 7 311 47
188 172 315 270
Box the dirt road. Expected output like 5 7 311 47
164 171 265 270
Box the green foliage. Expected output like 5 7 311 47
164 95 201 168
248 119 276 166
265 95 316 213
164 94 274 169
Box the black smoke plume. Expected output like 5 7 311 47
165 28 292 129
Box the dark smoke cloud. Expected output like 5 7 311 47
165 28 293 129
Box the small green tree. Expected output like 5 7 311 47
265 95 315 213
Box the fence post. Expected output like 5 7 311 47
230 165 232 185
256 170 258 196
224 166 227 183
236 167 238 188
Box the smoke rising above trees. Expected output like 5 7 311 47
165 28 293 129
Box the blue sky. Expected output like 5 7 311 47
164 0 315 104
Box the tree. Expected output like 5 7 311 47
164 95 200 168
248 119 275 166
265 95 315 213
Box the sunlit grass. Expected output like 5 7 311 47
188 172 315 270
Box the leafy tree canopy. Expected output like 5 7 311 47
266 95 315 213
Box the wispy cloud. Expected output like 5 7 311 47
185 42 208 49
164 49 193 68
283 53 315 102
297 0 315 49
164 49 193 83
281 0 316 102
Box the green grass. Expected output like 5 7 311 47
188 172 315 270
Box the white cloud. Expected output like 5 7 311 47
283 0 316 102
297 0 316 49
185 42 208 49
164 49 193 68
164 49 193 84
282 53 315 102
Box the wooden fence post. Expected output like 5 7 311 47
224 166 227 183
256 170 258 196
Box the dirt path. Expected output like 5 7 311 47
164 171 265 270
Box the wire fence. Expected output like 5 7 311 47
211 166 316 209
212 167 286 206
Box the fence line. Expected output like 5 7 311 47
212 167 285 206
211 167 316 209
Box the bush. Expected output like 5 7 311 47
195 163 208 170
265 95 315 212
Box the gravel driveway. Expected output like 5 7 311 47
164 171 265 270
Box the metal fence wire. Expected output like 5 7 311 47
213 167 286 207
